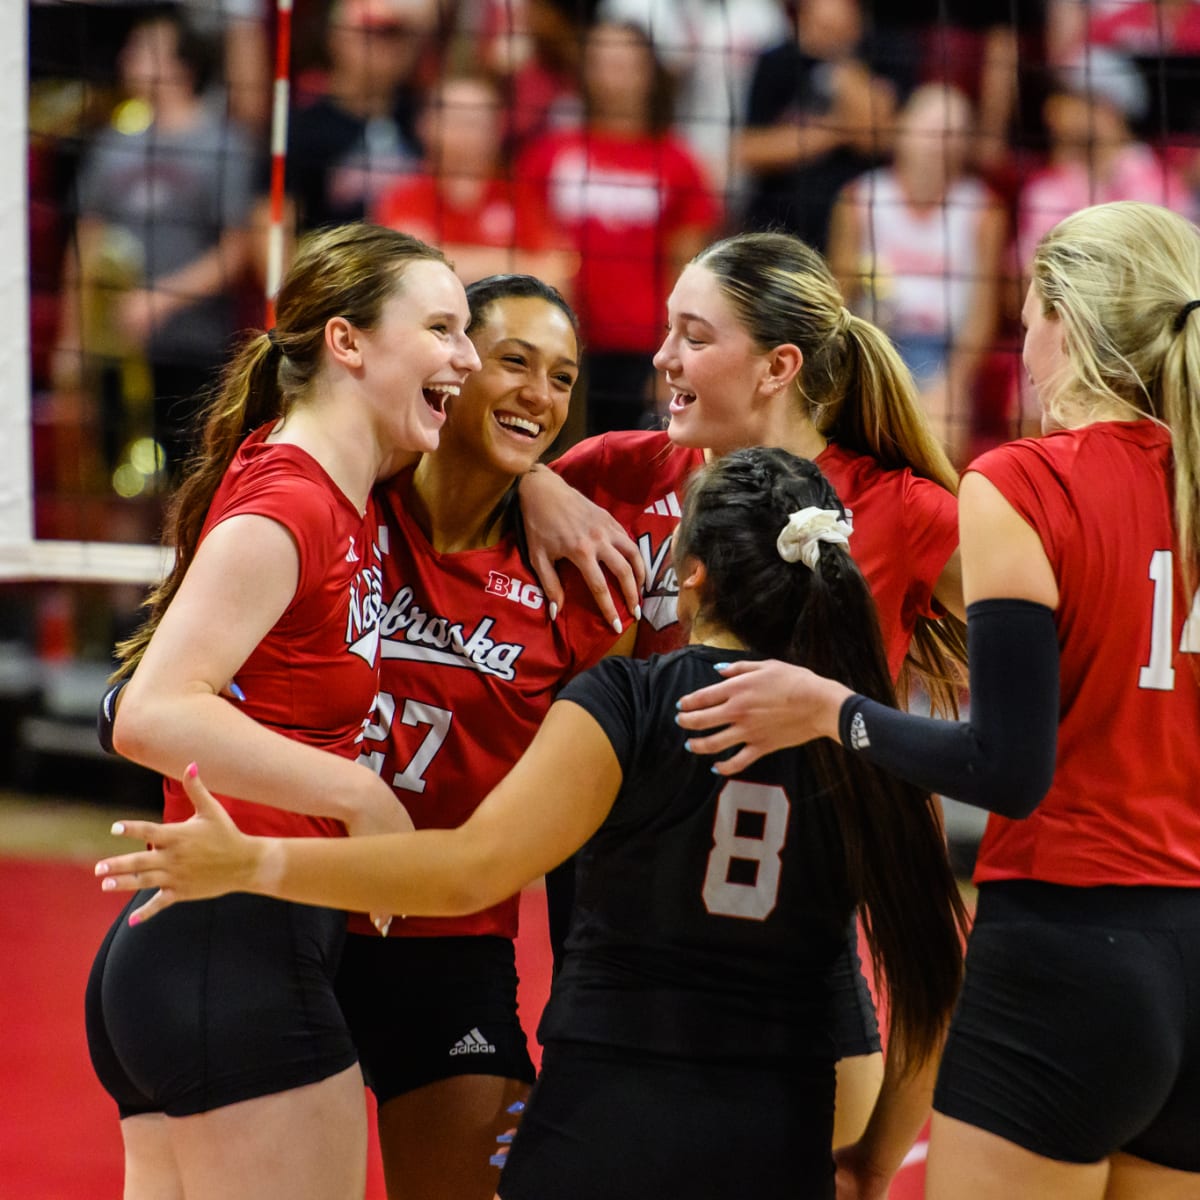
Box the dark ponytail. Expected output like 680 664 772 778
675 447 968 1068
113 224 450 680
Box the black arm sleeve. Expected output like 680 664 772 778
96 679 127 756
837 599 1059 818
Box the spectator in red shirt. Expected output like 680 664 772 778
517 20 721 435
1088 0 1200 55
373 74 576 295
1050 0 1200 176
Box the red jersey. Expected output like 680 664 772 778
1089 1 1200 54
162 427 385 839
817 442 958 679
351 471 631 938
969 421 1200 888
515 129 720 353
554 431 958 676
555 430 703 659
372 173 563 254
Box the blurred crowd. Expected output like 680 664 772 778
28 0 1200 520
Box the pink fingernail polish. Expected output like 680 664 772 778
185 762 198 779
128 912 142 927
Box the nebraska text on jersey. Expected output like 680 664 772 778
377 585 526 680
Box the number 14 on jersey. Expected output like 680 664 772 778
1139 549 1200 691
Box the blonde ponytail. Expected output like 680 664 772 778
1034 201 1200 594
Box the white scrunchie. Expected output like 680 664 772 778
776 507 853 570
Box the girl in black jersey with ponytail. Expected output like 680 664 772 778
96 447 967 1200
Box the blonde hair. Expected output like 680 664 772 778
693 232 966 709
1032 201 1200 584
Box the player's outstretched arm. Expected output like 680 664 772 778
677 474 1061 814
95 762 270 922
97 701 623 925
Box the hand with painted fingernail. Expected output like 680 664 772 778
518 463 645 631
674 658 851 775
95 762 275 923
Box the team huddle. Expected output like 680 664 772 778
87 202 1200 1200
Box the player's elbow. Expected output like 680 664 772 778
958 755 1056 820
110 692 159 766
434 845 511 916
435 876 508 918
998 765 1055 820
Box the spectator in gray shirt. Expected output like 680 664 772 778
55 6 258 480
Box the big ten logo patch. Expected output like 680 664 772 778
485 571 545 612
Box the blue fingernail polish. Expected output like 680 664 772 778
489 1154 508 1168
495 1133 514 1144
713 662 731 671
710 765 721 774
506 1100 526 1114
229 681 246 701
684 739 693 752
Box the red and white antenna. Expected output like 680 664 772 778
265 0 294 326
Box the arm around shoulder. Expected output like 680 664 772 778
518 463 644 627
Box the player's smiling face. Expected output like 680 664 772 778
441 295 579 475
654 263 777 456
356 259 479 456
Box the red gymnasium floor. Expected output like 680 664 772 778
0 857 927 1198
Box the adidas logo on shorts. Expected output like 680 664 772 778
450 1027 496 1056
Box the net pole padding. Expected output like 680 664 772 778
0 0 32 555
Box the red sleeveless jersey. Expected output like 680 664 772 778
162 427 386 839
970 421 1200 887
554 430 958 677
350 470 632 938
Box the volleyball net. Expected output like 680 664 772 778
7 0 1200 596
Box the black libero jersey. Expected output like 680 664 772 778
540 646 855 1063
